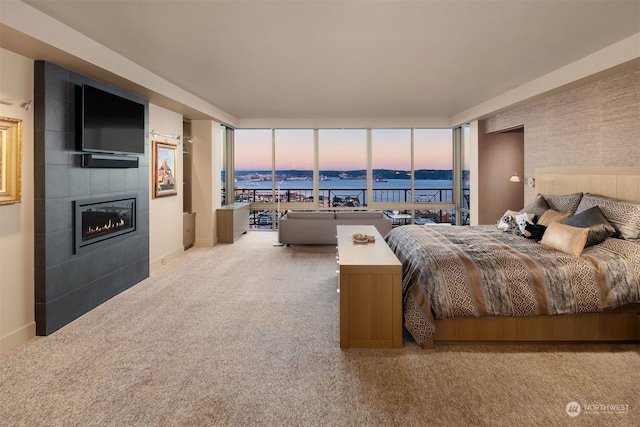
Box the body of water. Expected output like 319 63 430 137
235 178 453 190
234 178 455 203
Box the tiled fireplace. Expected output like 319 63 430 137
34 61 150 335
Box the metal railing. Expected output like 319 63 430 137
224 186 465 229
233 187 453 206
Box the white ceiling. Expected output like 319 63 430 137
15 1 640 122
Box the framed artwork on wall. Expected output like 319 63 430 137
153 140 177 198
0 117 23 205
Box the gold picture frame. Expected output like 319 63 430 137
0 117 23 205
153 140 178 198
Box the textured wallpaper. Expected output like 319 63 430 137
483 64 639 201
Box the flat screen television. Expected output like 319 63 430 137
80 84 145 155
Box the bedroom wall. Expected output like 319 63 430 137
477 127 524 224
0 54 189 350
482 64 640 204
148 105 184 271
0 48 35 353
191 119 223 247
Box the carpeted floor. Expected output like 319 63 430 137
0 231 638 426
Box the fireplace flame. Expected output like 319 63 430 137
87 218 126 235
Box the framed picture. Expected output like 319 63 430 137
153 141 177 198
0 117 23 205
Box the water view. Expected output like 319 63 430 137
234 178 454 203
228 169 468 228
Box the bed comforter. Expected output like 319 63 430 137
385 225 640 345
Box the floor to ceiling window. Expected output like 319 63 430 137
272 129 316 227
460 124 471 225
413 128 454 224
232 127 464 229
371 129 411 204
454 123 471 225
234 129 272 228
221 125 232 206
274 129 314 203
318 129 367 208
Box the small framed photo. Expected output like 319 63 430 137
153 141 177 198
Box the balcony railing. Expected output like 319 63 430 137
233 187 453 206
224 186 468 229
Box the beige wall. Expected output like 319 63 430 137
477 127 524 224
0 50 216 353
149 104 185 271
191 120 223 247
0 48 35 353
482 65 640 204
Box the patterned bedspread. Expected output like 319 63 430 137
385 225 640 345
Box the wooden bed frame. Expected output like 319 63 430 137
423 166 640 348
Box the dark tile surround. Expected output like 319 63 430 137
34 61 150 335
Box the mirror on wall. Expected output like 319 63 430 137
0 117 22 205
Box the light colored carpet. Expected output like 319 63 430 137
0 231 638 426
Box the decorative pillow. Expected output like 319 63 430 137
519 194 549 216
536 209 572 227
540 222 589 256
563 206 616 246
543 192 583 214
574 193 640 240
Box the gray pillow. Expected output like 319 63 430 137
563 206 616 246
574 193 640 240
519 194 549 216
543 192 583 214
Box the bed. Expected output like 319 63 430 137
385 167 640 348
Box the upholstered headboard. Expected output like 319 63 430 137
536 167 640 203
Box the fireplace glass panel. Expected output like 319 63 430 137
75 196 136 252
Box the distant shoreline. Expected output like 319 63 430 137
231 168 458 181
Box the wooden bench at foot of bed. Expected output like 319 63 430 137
421 303 640 348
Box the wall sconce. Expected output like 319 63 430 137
150 129 181 141
509 173 535 188
0 99 32 110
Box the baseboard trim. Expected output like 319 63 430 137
195 239 214 247
150 246 185 273
0 322 36 355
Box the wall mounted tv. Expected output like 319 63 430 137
79 84 145 155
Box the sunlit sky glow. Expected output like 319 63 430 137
235 128 454 171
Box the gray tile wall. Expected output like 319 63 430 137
34 61 150 335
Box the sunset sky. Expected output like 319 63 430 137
234 128 454 171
